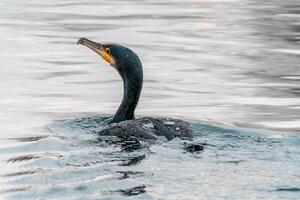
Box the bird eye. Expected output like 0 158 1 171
105 48 110 54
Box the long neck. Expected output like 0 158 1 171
111 69 143 123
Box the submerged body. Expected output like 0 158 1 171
100 117 194 141
77 38 194 141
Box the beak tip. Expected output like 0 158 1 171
77 38 85 45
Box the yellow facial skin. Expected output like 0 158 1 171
100 47 116 67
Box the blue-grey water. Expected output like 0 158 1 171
0 0 300 199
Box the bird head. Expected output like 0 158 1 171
77 38 142 78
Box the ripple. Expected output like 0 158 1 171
282 75 300 80
271 48 300 55
276 187 300 192
3 170 37 177
7 155 40 163
117 185 146 196
8 136 48 143
1 186 32 193
38 71 90 80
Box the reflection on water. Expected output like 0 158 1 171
0 0 300 199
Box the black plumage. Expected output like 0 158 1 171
78 38 195 141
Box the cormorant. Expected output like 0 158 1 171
77 38 194 141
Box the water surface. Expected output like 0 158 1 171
0 0 300 199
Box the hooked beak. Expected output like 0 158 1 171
77 38 116 67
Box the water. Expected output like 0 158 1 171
0 0 300 199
